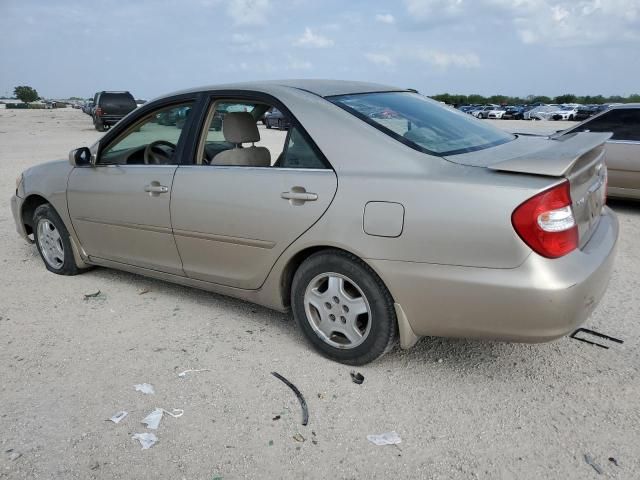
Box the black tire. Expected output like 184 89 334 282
291 250 397 365
94 119 106 132
266 120 272 129
33 204 83 276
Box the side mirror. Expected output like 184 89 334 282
69 147 92 166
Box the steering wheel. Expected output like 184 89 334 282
144 140 176 165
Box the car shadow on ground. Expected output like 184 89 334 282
607 198 640 213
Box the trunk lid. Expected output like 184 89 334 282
446 132 611 248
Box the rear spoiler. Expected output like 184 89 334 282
487 132 612 177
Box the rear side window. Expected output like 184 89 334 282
279 128 326 169
329 92 514 156
581 109 640 141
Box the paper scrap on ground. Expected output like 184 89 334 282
109 411 128 424
142 408 185 430
177 368 210 378
134 383 155 394
132 432 158 449
367 432 402 446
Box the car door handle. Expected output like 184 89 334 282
144 184 169 194
281 191 318 202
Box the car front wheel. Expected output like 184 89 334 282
33 204 83 276
291 250 397 365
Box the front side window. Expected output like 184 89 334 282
329 92 514 156
100 102 194 165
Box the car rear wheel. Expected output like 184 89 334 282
94 119 106 132
33 204 83 276
291 250 397 365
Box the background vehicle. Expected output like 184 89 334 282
554 104 640 199
502 106 526 120
264 108 291 129
524 104 558 120
470 105 496 119
551 106 579 121
91 91 137 132
487 106 507 119
575 104 609 121
81 102 94 115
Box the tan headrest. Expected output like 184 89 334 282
222 112 260 144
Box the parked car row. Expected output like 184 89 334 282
459 103 617 121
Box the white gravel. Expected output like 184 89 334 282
1 109 639 479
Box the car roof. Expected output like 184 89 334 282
157 79 406 101
609 103 640 109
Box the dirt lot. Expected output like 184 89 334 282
1 109 639 479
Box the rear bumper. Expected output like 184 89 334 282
96 115 124 125
10 194 28 239
369 207 618 342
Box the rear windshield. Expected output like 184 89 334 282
100 93 136 109
329 92 514 156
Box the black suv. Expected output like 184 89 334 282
92 91 137 131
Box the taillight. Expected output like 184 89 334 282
512 180 578 259
95 107 103 116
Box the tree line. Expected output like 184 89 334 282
430 93 640 106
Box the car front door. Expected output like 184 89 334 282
67 101 195 275
170 98 337 289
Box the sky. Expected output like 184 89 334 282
1 0 639 100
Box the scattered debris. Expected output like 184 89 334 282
141 408 184 430
311 431 318 445
317 393 324 399
271 372 309 426
437 358 443 363
367 432 402 446
272 415 281 421
134 383 155 394
132 432 158 450
108 411 128 424
89 461 100 470
268 440 274 447
177 368 210 378
584 454 603 474
350 371 365 384
608 457 619 467
8 452 22 461
83 290 102 299
570 328 624 349
138 288 151 295
292 433 306 443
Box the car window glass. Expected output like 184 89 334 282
279 127 327 169
200 100 304 167
330 92 514 156
581 109 640 141
100 102 194 165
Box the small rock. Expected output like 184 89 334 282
292 433 305 443
437 358 443 363
89 461 100 470
9 452 22 461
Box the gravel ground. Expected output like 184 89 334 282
1 109 639 479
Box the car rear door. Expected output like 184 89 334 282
170 99 337 289
67 100 196 275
